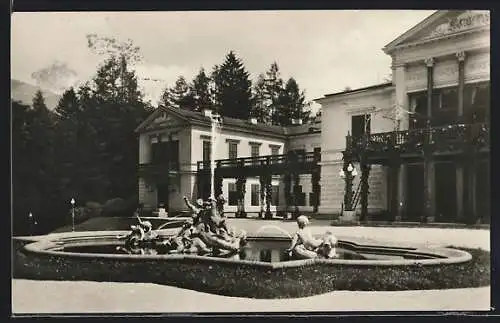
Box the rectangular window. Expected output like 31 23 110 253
251 144 260 157
228 142 238 159
271 185 279 206
228 183 238 206
440 88 458 111
250 144 260 166
465 82 490 123
351 114 371 138
409 92 428 129
251 184 260 206
270 145 280 164
202 141 211 162
313 147 321 161
295 185 306 206
309 191 321 206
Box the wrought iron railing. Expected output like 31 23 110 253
347 123 489 155
138 160 180 174
197 151 321 171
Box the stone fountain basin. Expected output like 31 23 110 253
16 230 471 268
13 230 474 297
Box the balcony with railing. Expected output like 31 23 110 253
197 150 321 175
346 123 489 157
138 160 180 178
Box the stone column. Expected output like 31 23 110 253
236 176 247 218
214 174 223 199
456 51 466 222
311 168 321 213
393 64 409 130
259 176 265 218
397 164 406 220
265 175 273 219
425 57 434 124
292 172 300 219
423 57 436 222
389 163 399 221
283 173 291 219
360 152 370 222
139 134 152 164
456 51 466 119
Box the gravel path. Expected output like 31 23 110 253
12 222 491 314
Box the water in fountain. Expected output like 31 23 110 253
210 112 223 198
255 225 293 239
156 219 190 231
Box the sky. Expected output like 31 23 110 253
11 10 435 112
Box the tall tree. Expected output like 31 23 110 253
12 100 34 234
250 73 270 123
53 87 87 203
159 76 196 110
191 68 213 112
86 35 148 202
276 78 311 125
212 51 252 119
264 62 284 125
55 87 80 119
23 91 59 231
89 55 148 201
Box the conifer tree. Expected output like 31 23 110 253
212 51 252 119
250 73 270 123
264 62 284 125
276 78 311 125
191 68 213 112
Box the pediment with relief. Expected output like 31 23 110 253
144 111 183 130
419 11 489 41
385 10 490 52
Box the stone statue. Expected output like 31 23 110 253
286 215 339 259
117 196 247 256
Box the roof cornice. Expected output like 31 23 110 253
383 10 446 55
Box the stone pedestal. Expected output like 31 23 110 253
340 210 357 223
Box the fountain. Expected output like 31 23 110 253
208 110 223 200
12 109 474 294
14 200 473 296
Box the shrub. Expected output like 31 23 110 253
102 198 135 217
85 201 103 218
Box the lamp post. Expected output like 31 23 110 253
339 163 358 221
70 198 76 232
28 212 34 236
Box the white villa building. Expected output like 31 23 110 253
136 10 490 223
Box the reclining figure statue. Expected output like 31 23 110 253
116 216 161 250
179 196 247 255
116 196 247 256
286 215 339 260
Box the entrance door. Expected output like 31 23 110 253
435 162 457 222
157 182 169 210
406 164 424 221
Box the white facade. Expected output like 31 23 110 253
136 108 320 214
315 10 490 218
137 10 490 219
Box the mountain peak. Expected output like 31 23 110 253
11 79 61 110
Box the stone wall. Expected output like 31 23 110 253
318 162 387 215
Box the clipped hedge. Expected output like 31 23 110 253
13 240 490 299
